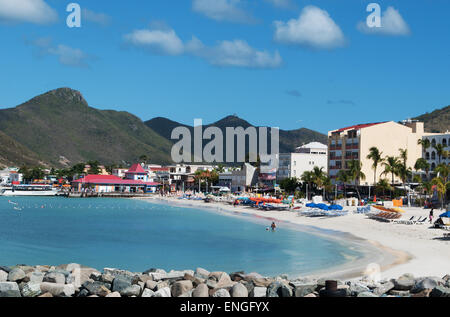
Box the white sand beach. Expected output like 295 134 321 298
138 196 450 281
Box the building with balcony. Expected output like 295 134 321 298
422 131 450 170
328 121 434 186
277 142 328 181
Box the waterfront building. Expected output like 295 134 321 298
218 163 258 193
421 131 450 170
71 175 160 193
328 121 435 186
125 163 149 182
277 142 328 182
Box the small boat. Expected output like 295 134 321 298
0 185 58 197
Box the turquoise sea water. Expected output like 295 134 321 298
0 197 362 276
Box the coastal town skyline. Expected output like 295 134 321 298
0 0 449 133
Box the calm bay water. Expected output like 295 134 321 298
0 197 361 276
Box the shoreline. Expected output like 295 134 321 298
135 196 411 281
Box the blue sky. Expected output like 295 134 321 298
0 0 449 134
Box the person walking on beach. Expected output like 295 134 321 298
429 208 434 224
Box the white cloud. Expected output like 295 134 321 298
192 0 254 23
357 7 410 36
28 38 93 68
187 37 282 68
0 0 57 24
124 24 282 69
124 27 184 56
83 8 111 27
264 0 295 9
273 5 346 49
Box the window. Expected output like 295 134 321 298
432 152 436 160
426 152 430 160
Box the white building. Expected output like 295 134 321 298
277 142 328 181
0 168 22 185
219 163 258 192
422 131 450 170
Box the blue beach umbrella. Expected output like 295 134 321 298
439 211 450 218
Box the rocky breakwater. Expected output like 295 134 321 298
0 264 450 298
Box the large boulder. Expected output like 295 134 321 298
43 272 66 284
112 276 132 293
8 268 26 282
27 272 44 284
0 270 7 282
192 284 209 298
357 292 378 297
195 268 210 280
120 285 141 297
213 289 231 297
267 281 293 297
105 292 121 297
171 280 194 297
292 284 317 297
153 287 171 297
82 281 111 297
430 286 450 297
0 282 21 297
393 277 415 291
412 278 439 293
21 282 42 297
141 289 155 297
40 282 75 297
348 282 371 296
373 281 395 296
251 287 267 297
230 283 248 297
145 280 158 291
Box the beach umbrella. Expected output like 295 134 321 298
439 211 450 218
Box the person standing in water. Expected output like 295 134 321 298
271 222 277 231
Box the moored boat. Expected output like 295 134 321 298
0 184 58 196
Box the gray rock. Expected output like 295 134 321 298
40 282 75 297
393 278 415 291
105 292 121 297
112 276 132 293
267 281 293 297
412 278 439 293
171 280 194 297
0 266 11 273
195 268 210 280
27 271 44 284
251 287 267 297
357 292 378 297
100 274 115 284
192 284 209 298
153 287 171 297
43 272 66 284
145 280 158 291
8 268 26 282
0 282 21 297
120 285 141 297
349 282 371 296
231 283 248 297
89 272 102 281
21 282 42 297
213 289 231 297
141 289 155 297
82 281 111 297
373 281 395 296
430 286 450 297
0 270 7 282
390 290 411 297
178 290 193 297
293 284 317 297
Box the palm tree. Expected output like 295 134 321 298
418 138 431 157
433 144 446 164
301 171 314 200
367 147 383 186
414 158 430 181
431 177 450 210
398 148 412 202
337 169 350 198
435 163 449 182
382 156 400 198
347 160 366 201
376 179 393 199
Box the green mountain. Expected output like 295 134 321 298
0 88 173 167
145 115 328 155
413 105 450 133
